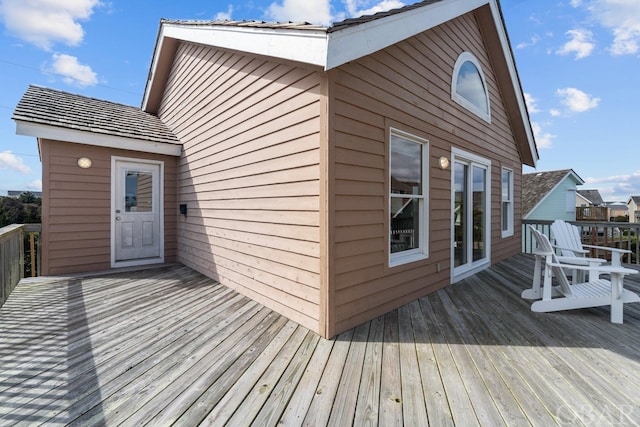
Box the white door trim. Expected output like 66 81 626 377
111 156 165 268
450 148 492 283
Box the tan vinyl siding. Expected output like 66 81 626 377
40 139 177 276
158 42 323 332
329 11 523 333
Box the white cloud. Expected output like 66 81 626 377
0 0 102 51
557 29 595 59
524 93 540 114
347 0 405 17
556 87 600 113
585 171 640 201
215 5 233 21
47 53 98 87
265 0 405 25
266 0 332 25
0 152 32 174
26 179 42 191
517 35 541 50
586 0 640 55
531 122 554 149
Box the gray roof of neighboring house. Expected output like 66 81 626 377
606 202 628 210
577 189 604 206
629 196 640 204
522 169 583 217
13 85 179 145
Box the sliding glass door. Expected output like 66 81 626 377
452 150 491 281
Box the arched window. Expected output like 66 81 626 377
451 52 490 122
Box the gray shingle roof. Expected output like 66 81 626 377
161 0 445 33
522 169 575 216
577 189 604 206
329 0 444 32
13 85 179 145
160 19 326 31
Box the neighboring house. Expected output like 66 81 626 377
628 196 640 223
575 188 607 221
7 191 42 198
606 202 628 221
576 189 604 207
522 169 584 221
13 0 538 338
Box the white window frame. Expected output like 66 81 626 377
451 52 491 123
389 128 429 267
501 167 514 238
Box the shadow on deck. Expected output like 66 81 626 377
1 254 639 425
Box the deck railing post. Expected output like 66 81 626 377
29 232 35 278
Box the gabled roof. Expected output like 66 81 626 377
142 0 537 166
13 85 181 156
606 201 628 210
522 169 584 217
577 189 604 206
628 196 640 205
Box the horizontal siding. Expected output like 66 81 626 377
158 42 322 332
329 11 523 333
529 179 577 221
40 140 177 276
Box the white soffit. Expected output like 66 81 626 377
163 24 328 67
326 0 488 70
16 121 182 157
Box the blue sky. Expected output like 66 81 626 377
0 0 639 202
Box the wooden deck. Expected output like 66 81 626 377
1 254 640 426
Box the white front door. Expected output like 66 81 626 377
112 158 163 267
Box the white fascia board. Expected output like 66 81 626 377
163 23 328 67
567 169 585 185
488 0 537 167
326 0 487 70
16 121 182 157
142 26 167 111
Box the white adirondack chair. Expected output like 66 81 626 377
550 219 611 283
551 219 630 267
523 226 640 324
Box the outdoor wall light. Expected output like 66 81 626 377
439 156 450 170
77 157 92 169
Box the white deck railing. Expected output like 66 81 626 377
0 223 41 307
522 219 640 265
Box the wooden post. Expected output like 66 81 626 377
30 232 35 278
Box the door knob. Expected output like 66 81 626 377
116 209 121 213
116 216 121 221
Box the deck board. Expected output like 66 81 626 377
1 255 640 425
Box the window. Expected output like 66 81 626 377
452 52 490 122
389 129 429 266
501 168 514 237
